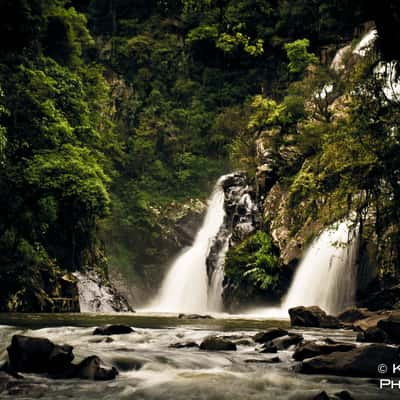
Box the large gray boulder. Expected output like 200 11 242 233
299 344 400 377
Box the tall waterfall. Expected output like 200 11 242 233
147 176 229 313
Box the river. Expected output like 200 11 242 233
0 313 396 400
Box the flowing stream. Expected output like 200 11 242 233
0 314 396 400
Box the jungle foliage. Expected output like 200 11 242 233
2 0 396 309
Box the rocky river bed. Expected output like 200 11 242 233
0 313 398 400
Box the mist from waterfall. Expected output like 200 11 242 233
147 176 229 313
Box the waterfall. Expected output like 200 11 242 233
147 176 229 313
207 235 231 311
249 220 359 318
282 220 359 315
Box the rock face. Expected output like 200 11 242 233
205 172 262 311
6 335 117 381
300 344 400 377
253 328 288 344
199 336 237 351
5 270 80 313
73 271 132 312
293 340 356 361
289 306 341 328
93 325 134 336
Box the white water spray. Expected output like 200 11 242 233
250 220 359 318
147 177 228 313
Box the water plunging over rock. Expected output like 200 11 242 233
147 172 260 313
250 220 359 318
282 220 359 315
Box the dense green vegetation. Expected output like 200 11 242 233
225 231 280 293
0 0 398 310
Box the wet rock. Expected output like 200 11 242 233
0 371 18 393
300 344 400 377
253 328 288 343
178 314 214 319
260 333 303 353
75 356 118 380
7 335 74 374
88 337 114 344
111 357 143 371
289 306 341 328
293 340 356 361
334 390 355 400
313 391 330 400
235 339 253 346
245 356 281 363
377 312 400 343
6 382 48 398
356 327 389 343
73 271 133 312
352 311 391 331
337 307 373 323
259 343 278 353
272 334 303 350
169 342 199 349
93 324 134 335
199 336 237 351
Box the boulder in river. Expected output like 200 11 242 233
169 342 199 349
312 391 330 400
293 340 356 361
334 391 355 400
7 335 74 374
356 326 389 343
6 335 118 381
377 312 400 343
75 356 118 380
199 336 237 351
299 344 400 377
260 333 303 353
93 324 134 335
337 307 373 323
178 314 214 319
289 306 341 328
253 328 288 343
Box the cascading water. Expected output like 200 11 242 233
250 220 359 318
282 220 359 315
147 176 229 313
207 235 231 311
